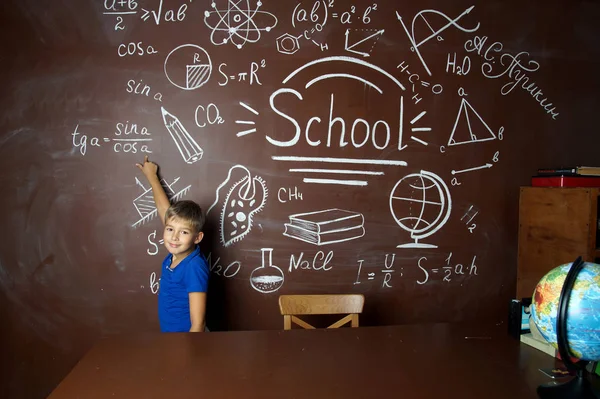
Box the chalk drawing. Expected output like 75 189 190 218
389 170 451 248
250 248 284 293
396 6 480 76
132 177 191 228
161 107 203 164
236 101 259 137
164 44 212 90
344 29 384 58
283 208 365 246
447 98 496 146
282 56 406 91
204 0 278 49
207 165 267 247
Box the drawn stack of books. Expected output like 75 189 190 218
532 166 600 187
283 209 365 246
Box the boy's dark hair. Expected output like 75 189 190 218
165 200 205 233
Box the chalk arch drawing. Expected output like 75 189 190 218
207 165 268 247
396 6 480 76
389 170 451 248
447 98 496 146
204 0 278 49
164 44 212 90
282 56 406 93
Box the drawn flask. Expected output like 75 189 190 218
161 107 203 164
250 248 284 293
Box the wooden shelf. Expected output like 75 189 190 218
517 187 600 298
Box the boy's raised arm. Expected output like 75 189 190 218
135 155 170 226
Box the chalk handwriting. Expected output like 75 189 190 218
118 42 158 57
206 252 242 278
103 0 138 31
147 230 163 255
195 104 225 128
140 0 189 25
149 271 160 294
278 186 303 203
397 61 444 102
71 124 152 156
218 60 265 86
126 79 162 102
417 254 478 284
460 205 479 233
289 250 334 272
267 91 406 151
292 1 328 28
353 253 401 286
331 3 378 25
464 35 558 119
446 53 471 76
396 6 480 76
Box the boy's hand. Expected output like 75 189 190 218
135 155 158 180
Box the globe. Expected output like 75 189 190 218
530 261 600 361
388 170 451 248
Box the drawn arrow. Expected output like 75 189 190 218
344 29 384 57
451 163 492 175
135 177 147 190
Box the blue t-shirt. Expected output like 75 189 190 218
158 245 209 332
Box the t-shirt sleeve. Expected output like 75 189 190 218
184 256 209 293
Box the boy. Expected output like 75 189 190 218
136 155 209 332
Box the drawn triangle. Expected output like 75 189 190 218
448 99 496 146
464 100 496 142
447 99 469 146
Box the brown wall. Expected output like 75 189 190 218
1 0 600 397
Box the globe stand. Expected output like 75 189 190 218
537 256 600 399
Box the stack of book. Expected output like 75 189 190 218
283 208 365 246
532 166 600 187
520 333 558 357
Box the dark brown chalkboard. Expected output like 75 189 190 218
2 0 600 397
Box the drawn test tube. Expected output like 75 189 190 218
161 107 203 164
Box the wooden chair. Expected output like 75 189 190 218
278 294 365 330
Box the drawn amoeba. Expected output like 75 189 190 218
204 0 278 49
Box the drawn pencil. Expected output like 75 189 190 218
161 107 203 164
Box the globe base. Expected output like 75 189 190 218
537 370 599 399
396 243 437 249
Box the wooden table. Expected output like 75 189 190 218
48 323 560 399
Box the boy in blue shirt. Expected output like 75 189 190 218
136 155 209 332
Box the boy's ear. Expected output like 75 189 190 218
194 232 204 244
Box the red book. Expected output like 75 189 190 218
531 175 600 187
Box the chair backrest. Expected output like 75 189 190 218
278 294 365 330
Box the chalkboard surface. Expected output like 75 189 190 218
2 0 600 397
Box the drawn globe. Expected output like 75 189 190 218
530 262 600 361
389 170 451 246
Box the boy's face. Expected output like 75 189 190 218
163 217 204 260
